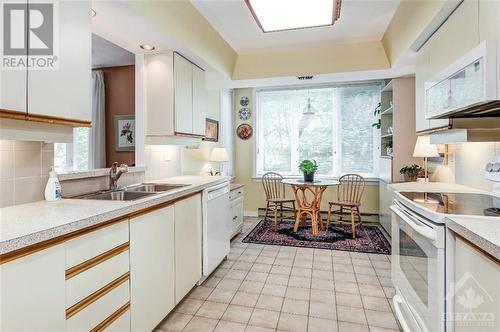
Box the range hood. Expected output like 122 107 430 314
429 118 500 144
430 100 500 119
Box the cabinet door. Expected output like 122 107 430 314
231 196 244 238
192 65 206 136
0 244 66 332
130 206 175 332
0 69 26 112
174 194 202 303
145 52 175 136
174 53 193 135
378 180 392 236
453 237 500 332
27 0 91 121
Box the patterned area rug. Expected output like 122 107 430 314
242 219 391 255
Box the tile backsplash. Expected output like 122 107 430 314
0 140 54 207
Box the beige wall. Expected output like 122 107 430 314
130 0 237 79
382 0 445 66
416 0 500 191
233 41 390 80
0 140 54 207
232 89 379 215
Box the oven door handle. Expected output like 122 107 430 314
392 294 413 332
391 205 437 241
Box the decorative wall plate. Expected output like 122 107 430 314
238 108 251 120
240 96 249 106
236 124 253 140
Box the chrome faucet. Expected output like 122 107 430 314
109 162 129 190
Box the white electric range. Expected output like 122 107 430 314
390 161 500 332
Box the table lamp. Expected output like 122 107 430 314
209 147 229 176
413 136 439 182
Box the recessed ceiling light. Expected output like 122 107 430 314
140 44 156 51
245 0 342 33
91 9 96 17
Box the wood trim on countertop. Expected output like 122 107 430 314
66 272 129 319
0 191 203 265
0 108 92 128
90 302 130 332
65 242 129 280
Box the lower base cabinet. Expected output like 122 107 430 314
174 194 202 303
451 236 500 332
379 180 392 236
0 244 66 332
130 205 176 332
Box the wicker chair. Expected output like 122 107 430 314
326 174 365 238
262 172 296 230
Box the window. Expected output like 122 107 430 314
54 127 90 172
256 82 381 178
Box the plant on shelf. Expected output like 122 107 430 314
383 141 393 157
372 102 382 129
298 159 318 182
400 164 423 182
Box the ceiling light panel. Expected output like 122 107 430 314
246 0 341 33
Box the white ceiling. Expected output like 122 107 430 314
192 0 400 53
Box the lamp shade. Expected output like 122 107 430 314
210 147 229 162
413 136 439 157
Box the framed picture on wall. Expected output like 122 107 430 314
204 118 219 142
115 115 135 151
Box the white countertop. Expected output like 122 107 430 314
389 181 486 194
390 181 499 259
0 176 230 256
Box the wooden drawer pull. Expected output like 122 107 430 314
91 302 130 332
66 242 129 280
66 272 129 319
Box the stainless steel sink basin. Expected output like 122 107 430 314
126 183 189 193
77 190 156 201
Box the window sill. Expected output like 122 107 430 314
251 175 381 185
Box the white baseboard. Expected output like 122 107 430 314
244 210 258 217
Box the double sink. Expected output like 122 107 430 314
74 183 189 201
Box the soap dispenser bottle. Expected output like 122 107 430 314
44 166 62 201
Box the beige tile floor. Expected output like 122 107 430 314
155 217 401 332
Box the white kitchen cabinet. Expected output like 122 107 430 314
0 69 26 112
378 180 392 236
0 244 66 332
174 194 202 303
27 0 91 122
450 236 500 332
192 65 206 136
229 186 244 238
174 53 194 135
145 51 206 140
130 206 175 332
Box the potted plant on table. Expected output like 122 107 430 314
400 164 424 182
298 159 318 182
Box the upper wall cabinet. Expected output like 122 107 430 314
145 51 206 140
28 0 92 122
0 0 91 125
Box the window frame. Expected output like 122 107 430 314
254 81 382 179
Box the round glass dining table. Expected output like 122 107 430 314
281 178 340 236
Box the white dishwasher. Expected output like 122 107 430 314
202 182 231 278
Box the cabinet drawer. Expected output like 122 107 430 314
66 249 130 307
66 275 129 332
66 220 129 269
104 307 130 332
229 187 244 201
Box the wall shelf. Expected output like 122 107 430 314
381 106 393 115
381 133 393 139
